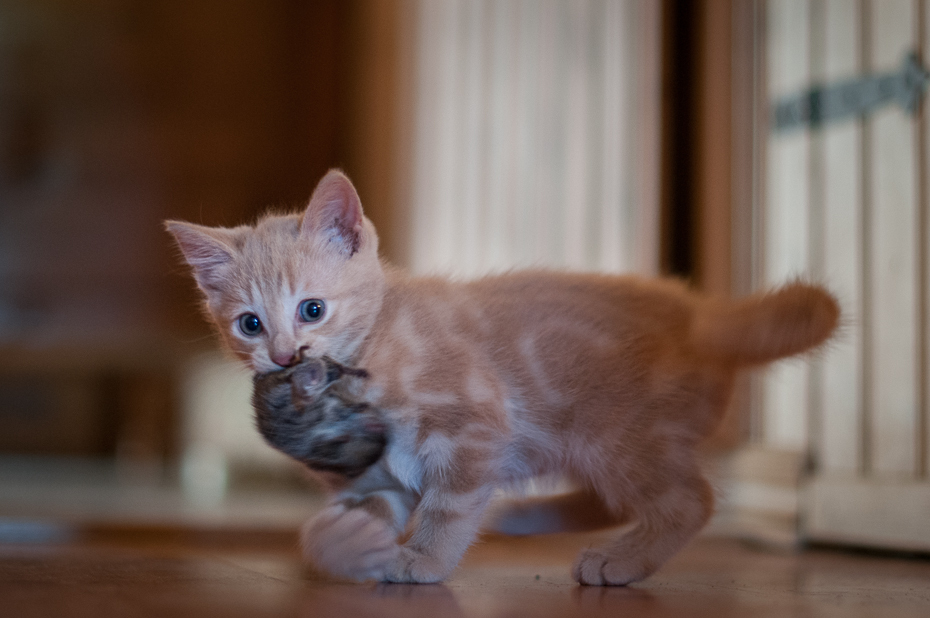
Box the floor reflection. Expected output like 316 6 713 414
572 584 658 612
299 581 464 618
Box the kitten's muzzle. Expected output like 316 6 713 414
271 350 301 368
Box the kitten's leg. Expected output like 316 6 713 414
301 489 416 581
303 470 494 583
572 466 714 586
300 465 418 582
305 411 503 583
383 484 495 583
378 431 500 583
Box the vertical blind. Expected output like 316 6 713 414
406 0 662 277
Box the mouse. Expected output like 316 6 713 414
251 350 387 479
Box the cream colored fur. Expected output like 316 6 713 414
167 170 839 585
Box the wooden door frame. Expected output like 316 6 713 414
660 0 762 450
660 0 806 544
336 0 417 269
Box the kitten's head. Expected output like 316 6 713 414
166 170 386 372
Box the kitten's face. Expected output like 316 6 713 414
167 171 386 372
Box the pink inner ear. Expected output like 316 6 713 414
302 171 364 255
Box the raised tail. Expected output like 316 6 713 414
691 282 840 366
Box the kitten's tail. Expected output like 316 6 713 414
692 282 840 366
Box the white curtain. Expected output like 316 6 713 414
407 0 662 277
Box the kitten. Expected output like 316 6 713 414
166 170 839 586
251 350 387 480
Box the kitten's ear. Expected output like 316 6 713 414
301 169 364 256
165 220 237 292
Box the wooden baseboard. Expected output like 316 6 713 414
803 476 930 553
704 445 804 549
709 449 930 554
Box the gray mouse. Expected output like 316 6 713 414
251 350 387 479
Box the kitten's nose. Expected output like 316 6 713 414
271 351 300 368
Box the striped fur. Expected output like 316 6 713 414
167 170 839 585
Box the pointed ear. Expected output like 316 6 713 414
165 220 236 292
301 170 364 256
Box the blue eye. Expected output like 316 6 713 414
298 299 325 323
238 313 262 336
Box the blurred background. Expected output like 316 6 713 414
1 0 929 554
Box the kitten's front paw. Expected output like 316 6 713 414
381 547 451 584
571 549 649 586
300 505 400 581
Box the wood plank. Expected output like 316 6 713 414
513 1 541 269
711 445 806 548
439 0 466 273
457 0 486 275
819 0 864 474
528 0 557 268
338 0 411 269
484 0 518 273
804 475 930 551
762 0 811 450
694 0 734 298
806 0 827 472
922 0 930 480
409 0 444 274
631 1 663 276
868 0 920 477
597 0 628 273
561 0 590 270
730 0 763 299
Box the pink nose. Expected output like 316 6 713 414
271 351 299 368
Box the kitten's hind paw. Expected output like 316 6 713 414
301 505 400 582
571 548 649 586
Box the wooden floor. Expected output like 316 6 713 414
2 529 930 618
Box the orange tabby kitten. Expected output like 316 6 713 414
166 170 838 585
